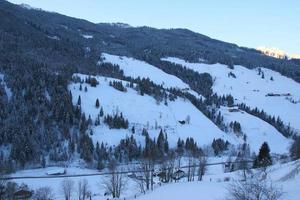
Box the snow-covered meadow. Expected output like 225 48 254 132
162 57 300 132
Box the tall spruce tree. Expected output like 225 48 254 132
77 95 81 106
95 98 100 108
253 142 272 168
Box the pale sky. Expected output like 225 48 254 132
7 0 300 55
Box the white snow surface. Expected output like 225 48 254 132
219 106 292 154
161 57 300 132
69 74 235 147
137 181 226 200
47 35 60 40
82 34 93 39
46 168 66 175
257 46 288 59
257 46 300 60
100 53 191 90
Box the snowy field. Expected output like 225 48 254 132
162 57 300 132
8 159 300 200
137 181 227 200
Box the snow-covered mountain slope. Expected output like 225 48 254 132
162 57 300 132
69 74 236 147
219 106 292 154
100 53 190 90
69 53 297 155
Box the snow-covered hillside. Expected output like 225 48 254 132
100 53 190 90
69 50 297 153
219 106 292 154
69 74 236 147
161 57 300 132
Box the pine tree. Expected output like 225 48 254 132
68 139 75 155
164 133 169 154
95 98 100 108
79 134 94 162
77 95 81 106
100 107 104 117
253 142 272 168
157 129 165 154
142 128 148 136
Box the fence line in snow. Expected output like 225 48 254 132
1 160 253 180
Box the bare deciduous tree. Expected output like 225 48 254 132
134 158 155 193
133 173 146 194
197 156 207 181
33 187 54 200
103 160 126 198
226 178 284 200
160 153 176 183
187 155 196 182
77 179 90 200
61 178 74 200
